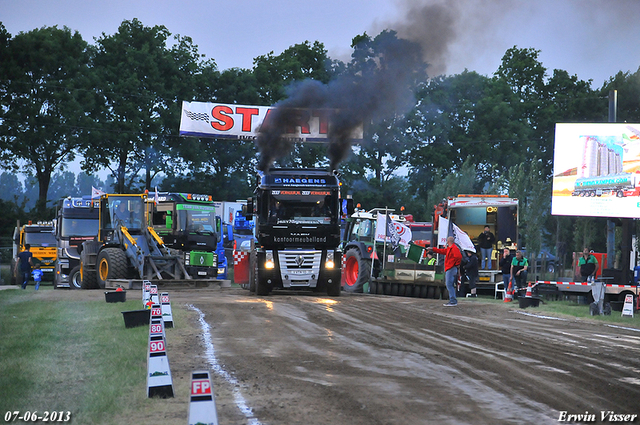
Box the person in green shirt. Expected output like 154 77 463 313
578 248 598 283
510 250 529 291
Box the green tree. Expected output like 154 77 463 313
339 31 426 203
0 25 93 214
48 171 77 202
601 67 640 122
253 41 333 105
84 19 209 193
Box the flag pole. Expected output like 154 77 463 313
382 206 388 273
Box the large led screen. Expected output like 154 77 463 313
552 123 640 218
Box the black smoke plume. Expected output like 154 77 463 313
256 31 425 172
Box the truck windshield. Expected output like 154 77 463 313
176 207 216 234
61 218 99 238
24 231 56 247
268 191 337 224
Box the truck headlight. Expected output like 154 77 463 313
265 250 275 269
184 252 190 265
325 251 335 269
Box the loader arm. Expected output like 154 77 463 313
119 225 160 279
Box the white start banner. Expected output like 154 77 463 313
179 101 364 142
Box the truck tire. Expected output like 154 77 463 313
97 248 129 289
255 269 270 296
343 248 370 293
69 266 82 290
248 251 256 293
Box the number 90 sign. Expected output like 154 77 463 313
150 340 165 353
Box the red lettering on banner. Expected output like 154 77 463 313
261 109 275 132
235 107 259 132
298 110 311 134
312 109 330 134
211 105 234 131
191 380 212 395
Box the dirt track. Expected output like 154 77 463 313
166 288 640 425
13 285 640 424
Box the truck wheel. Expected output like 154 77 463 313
68 266 82 290
343 249 370 293
255 269 270 296
249 252 256 293
97 248 128 289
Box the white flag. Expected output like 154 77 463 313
452 223 476 253
437 217 449 247
91 186 105 199
375 214 412 248
375 214 388 243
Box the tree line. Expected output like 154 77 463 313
1 18 640 269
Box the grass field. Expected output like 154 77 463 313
0 287 189 424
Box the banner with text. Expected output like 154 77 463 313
179 101 364 142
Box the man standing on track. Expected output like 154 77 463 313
429 236 462 306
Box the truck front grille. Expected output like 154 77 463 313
278 250 322 288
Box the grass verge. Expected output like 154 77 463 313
473 295 640 328
0 288 152 424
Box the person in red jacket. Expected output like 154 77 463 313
429 236 462 306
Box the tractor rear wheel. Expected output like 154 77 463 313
343 249 370 293
97 248 129 289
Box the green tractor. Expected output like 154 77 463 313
341 208 444 298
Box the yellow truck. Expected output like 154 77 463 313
11 221 57 285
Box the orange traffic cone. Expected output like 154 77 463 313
504 282 513 303
525 283 532 298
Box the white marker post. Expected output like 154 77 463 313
150 285 159 305
160 292 174 328
621 294 635 318
188 370 218 425
147 334 174 398
142 281 151 308
150 318 166 340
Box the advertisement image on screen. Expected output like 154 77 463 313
552 123 640 218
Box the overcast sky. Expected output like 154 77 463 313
3 0 640 88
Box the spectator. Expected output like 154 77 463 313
464 250 479 297
499 248 513 292
429 236 462 306
477 226 496 270
32 266 43 291
510 250 529 293
578 248 598 283
425 251 436 270
15 244 33 289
